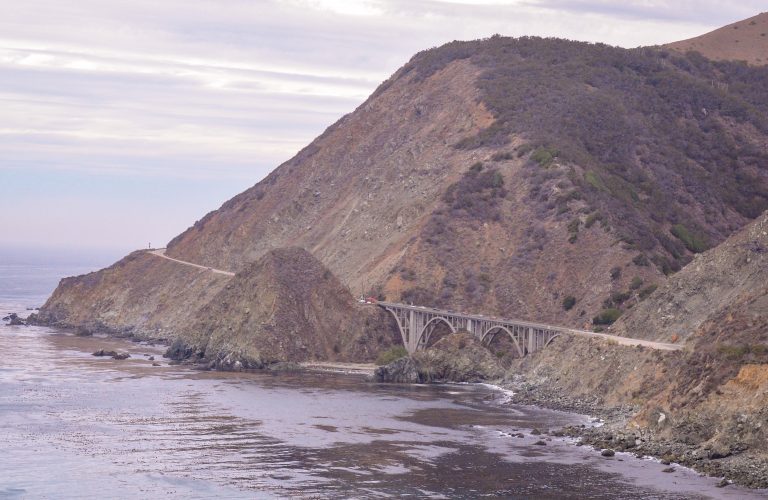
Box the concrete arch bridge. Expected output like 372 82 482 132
377 301 681 356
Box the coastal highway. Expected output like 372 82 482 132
148 248 235 277
146 248 682 352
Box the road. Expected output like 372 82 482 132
148 248 235 277
146 249 681 352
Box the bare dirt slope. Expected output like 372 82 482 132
666 12 768 65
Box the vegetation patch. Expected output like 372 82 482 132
593 308 623 325
567 218 581 243
441 165 506 221
584 211 603 228
670 224 710 253
638 284 658 299
530 146 559 167
562 295 577 311
404 36 768 270
716 344 768 361
376 346 409 366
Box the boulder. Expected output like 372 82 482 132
374 356 420 383
92 349 119 357
601 449 616 457
708 443 731 459
9 316 25 326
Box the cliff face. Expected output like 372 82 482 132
39 34 768 343
35 251 229 338
166 247 400 367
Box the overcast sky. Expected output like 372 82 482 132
1 0 763 255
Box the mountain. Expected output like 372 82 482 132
666 12 768 66
38 33 768 353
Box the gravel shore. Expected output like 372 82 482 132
500 374 768 490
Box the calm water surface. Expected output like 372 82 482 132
1 255 765 498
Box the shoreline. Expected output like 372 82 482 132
14 322 768 491
498 374 768 491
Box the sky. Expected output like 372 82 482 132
1 0 763 256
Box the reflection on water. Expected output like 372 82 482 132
0 323 762 499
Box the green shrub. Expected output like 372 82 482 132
670 224 710 253
632 254 650 267
584 211 603 228
717 344 768 359
562 295 577 311
584 171 606 191
491 151 514 161
638 284 658 299
611 291 631 304
530 146 559 167
610 266 622 280
375 346 409 366
516 143 535 157
629 277 643 290
593 308 623 325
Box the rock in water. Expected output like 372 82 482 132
92 349 119 357
374 357 419 383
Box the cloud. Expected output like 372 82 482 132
524 0 765 25
1 0 760 248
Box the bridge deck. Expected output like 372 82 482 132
376 301 682 352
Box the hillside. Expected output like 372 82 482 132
666 12 768 66
509 211 768 487
39 34 768 341
612 209 768 342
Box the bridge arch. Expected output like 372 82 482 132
416 316 457 349
544 333 561 347
481 325 524 358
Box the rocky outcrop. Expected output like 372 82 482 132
5 313 26 326
35 250 229 339
374 357 420 383
375 332 503 383
165 247 400 368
